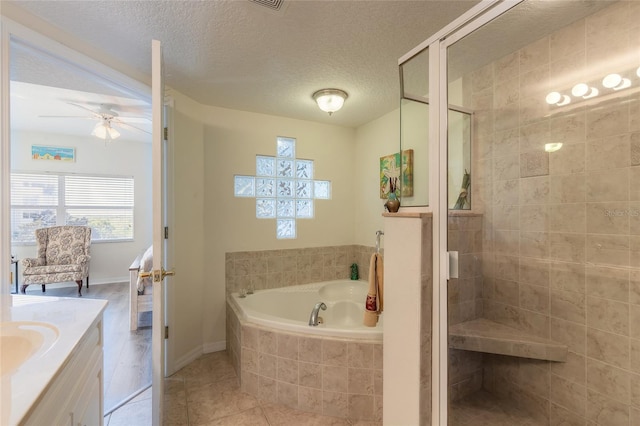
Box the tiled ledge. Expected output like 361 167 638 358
448 318 568 362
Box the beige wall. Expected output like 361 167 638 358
199 103 363 349
353 108 401 246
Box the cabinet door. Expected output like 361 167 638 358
73 370 103 426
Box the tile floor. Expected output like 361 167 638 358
105 350 382 426
106 351 542 425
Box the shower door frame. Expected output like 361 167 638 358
399 0 525 424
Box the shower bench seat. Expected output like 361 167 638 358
449 318 567 362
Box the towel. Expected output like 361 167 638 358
363 253 384 327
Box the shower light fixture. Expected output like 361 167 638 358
583 87 599 99
313 89 348 116
545 142 563 153
603 73 631 91
571 83 589 97
602 73 622 88
545 92 570 106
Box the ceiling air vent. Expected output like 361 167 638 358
249 0 284 11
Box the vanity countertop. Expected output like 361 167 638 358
1 294 108 425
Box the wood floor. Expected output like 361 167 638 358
22 281 152 414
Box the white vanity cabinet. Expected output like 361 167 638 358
22 316 104 426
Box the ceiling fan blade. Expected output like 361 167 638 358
116 116 151 123
67 102 104 118
113 120 151 134
38 115 95 119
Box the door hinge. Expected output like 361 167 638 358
164 226 169 239
165 326 169 339
163 127 168 140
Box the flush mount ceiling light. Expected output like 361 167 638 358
312 89 348 116
92 119 121 140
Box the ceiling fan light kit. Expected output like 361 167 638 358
91 120 121 140
39 102 150 141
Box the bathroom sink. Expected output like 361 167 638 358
0 321 59 376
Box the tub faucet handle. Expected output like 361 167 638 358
309 302 327 326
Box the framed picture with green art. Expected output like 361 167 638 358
380 149 413 199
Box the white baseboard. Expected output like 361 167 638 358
203 340 226 354
174 346 204 372
171 341 226 373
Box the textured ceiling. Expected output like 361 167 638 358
7 0 481 128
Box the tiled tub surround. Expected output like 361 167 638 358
461 2 640 424
225 245 380 297
227 299 383 422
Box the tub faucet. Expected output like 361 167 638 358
309 302 327 326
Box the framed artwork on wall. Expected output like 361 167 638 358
31 145 75 162
380 149 413 199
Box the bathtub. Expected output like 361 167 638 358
226 279 384 421
227 279 383 340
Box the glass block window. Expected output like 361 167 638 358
296 200 313 218
296 160 313 179
314 180 331 199
277 159 294 177
296 180 312 198
256 198 276 218
277 219 296 239
277 137 295 158
256 178 275 197
234 137 331 239
256 156 275 177
234 176 255 197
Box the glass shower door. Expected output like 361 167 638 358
442 1 640 425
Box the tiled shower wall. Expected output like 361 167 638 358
466 2 640 424
225 245 380 296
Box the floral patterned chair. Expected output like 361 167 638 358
21 225 91 296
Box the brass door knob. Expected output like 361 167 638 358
161 268 175 279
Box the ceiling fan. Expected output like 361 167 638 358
39 102 151 140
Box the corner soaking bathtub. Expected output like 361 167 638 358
227 279 383 340
226 279 384 421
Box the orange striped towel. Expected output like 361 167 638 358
363 253 384 327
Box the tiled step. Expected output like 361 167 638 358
448 318 567 362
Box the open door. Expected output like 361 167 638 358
151 39 173 425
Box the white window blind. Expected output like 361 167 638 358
11 172 134 243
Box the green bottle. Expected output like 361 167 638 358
350 263 359 280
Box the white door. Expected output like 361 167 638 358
151 39 171 426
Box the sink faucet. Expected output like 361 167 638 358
309 302 327 326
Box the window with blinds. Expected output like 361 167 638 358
11 172 134 243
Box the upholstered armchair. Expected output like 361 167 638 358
21 225 91 296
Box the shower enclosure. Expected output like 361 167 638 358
400 1 640 424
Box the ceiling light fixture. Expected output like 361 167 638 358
312 89 348 116
92 119 120 140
